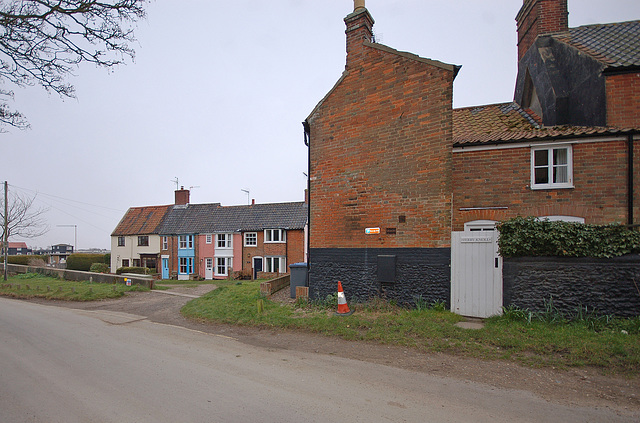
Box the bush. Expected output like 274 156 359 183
28 257 47 267
116 266 150 275
89 263 110 273
7 255 33 265
66 254 106 271
103 253 111 265
497 216 640 258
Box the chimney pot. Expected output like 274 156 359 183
354 0 365 11
251 199 255 205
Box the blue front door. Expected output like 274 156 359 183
162 258 169 279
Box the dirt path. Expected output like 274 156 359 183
23 285 640 418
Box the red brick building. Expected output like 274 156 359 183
305 0 639 304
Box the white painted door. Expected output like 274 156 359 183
205 258 213 280
450 231 503 318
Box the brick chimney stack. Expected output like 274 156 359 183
175 186 190 205
344 0 374 69
516 0 568 60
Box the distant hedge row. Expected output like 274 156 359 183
6 255 49 265
497 216 640 258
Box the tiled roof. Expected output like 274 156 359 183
0 242 28 249
158 202 308 235
552 21 640 68
111 205 172 236
453 102 636 146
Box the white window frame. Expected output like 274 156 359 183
162 236 168 250
205 257 213 269
215 257 231 276
179 257 193 274
264 229 286 243
216 233 232 249
464 220 497 232
179 235 193 249
206 234 213 244
244 232 257 247
265 256 286 273
531 145 573 190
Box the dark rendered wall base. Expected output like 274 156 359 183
309 248 450 306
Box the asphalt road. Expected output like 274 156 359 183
0 297 636 423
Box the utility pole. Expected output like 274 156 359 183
3 181 8 281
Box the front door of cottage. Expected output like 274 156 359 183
450 231 503 318
253 257 263 280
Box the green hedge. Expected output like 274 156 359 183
89 263 110 273
6 255 49 265
66 254 106 271
497 216 640 258
116 266 150 275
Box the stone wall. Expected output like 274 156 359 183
503 256 640 317
1 264 154 289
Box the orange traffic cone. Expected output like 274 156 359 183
335 281 353 316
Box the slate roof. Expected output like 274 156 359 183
552 20 640 69
111 205 172 236
158 202 308 235
453 102 637 146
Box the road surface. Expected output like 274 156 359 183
0 297 636 422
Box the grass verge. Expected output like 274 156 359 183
0 273 148 301
181 280 640 375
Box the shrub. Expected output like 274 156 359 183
89 263 110 273
497 216 640 258
103 253 111 265
66 254 106 271
116 266 150 275
7 255 33 265
28 257 47 267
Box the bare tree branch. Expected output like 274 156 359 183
0 0 147 130
1 190 49 239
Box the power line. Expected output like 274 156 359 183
9 184 125 213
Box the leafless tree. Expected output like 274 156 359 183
1 191 49 239
2 190 49 280
0 0 147 130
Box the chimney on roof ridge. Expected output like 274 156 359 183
345 0 374 69
251 199 255 206
516 0 568 60
175 186 190 205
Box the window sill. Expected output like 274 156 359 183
530 184 574 190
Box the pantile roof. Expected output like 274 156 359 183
158 202 308 235
453 102 637 146
111 205 172 236
552 20 640 68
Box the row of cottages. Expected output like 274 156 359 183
304 0 640 305
111 188 308 280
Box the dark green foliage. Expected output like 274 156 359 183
115 266 150 275
6 256 49 266
89 263 109 273
103 253 111 265
66 254 106 271
497 216 640 258
7 255 33 265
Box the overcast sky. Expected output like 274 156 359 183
3 0 640 250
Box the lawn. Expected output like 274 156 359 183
0 273 148 300
181 280 640 375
